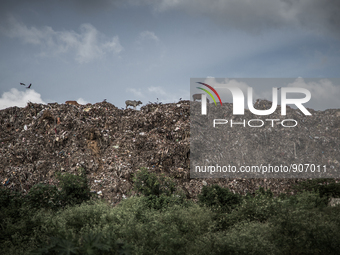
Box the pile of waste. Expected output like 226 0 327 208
1 100 339 204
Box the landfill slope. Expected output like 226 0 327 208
1 100 339 204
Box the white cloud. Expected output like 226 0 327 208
103 36 123 52
127 86 185 103
141 31 159 41
140 0 340 36
137 31 160 43
148 86 166 95
0 88 46 110
126 88 144 98
2 17 123 63
287 78 340 110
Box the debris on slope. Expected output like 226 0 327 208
0 100 339 205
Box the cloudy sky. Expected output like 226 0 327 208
0 0 339 110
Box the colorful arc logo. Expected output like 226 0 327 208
196 82 223 106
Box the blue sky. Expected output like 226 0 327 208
0 0 339 110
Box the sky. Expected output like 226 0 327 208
0 0 340 110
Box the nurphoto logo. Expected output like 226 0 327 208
196 81 311 116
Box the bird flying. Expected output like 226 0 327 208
20 83 25 86
26 83 32 89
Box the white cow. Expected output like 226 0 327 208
125 100 142 109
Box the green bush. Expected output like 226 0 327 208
0 187 24 221
293 178 340 199
141 193 191 211
212 222 279 255
115 198 214 255
0 186 22 207
25 184 60 211
271 205 340 254
56 169 92 207
2 179 340 255
0 187 27 250
0 170 94 254
35 193 339 255
28 198 213 255
132 167 190 211
254 186 273 198
132 167 176 197
214 187 279 231
32 232 126 255
217 188 327 231
1 187 340 255
9 169 93 212
198 184 242 213
283 189 328 209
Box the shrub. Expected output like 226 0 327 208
132 168 191 211
0 187 26 248
283 189 328 209
27 201 132 255
212 222 279 255
56 169 93 207
21 169 93 211
31 198 213 255
214 188 279 231
141 193 190 211
132 167 177 197
25 184 60 211
115 199 214 255
198 184 242 213
255 186 273 198
0 170 94 255
0 187 24 220
2 187 340 255
32 232 127 255
293 178 340 199
271 205 340 254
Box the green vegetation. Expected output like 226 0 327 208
1 170 340 254
198 184 242 213
132 167 190 210
132 167 176 197
293 178 340 199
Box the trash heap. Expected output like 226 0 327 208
1 100 339 204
